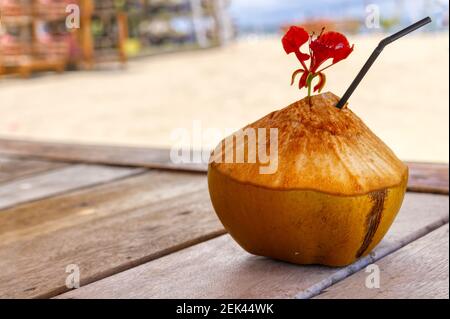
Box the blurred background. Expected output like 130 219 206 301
0 0 449 163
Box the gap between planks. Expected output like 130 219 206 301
0 154 69 185
0 138 206 173
314 224 449 299
41 230 226 299
295 220 449 299
0 164 146 211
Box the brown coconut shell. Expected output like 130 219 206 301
210 92 408 195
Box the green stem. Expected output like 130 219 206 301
306 73 316 97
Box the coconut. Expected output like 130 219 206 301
208 92 408 266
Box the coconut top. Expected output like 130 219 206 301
209 92 408 195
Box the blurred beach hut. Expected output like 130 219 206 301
0 0 79 77
0 0 235 77
124 0 234 57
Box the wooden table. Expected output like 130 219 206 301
0 138 448 299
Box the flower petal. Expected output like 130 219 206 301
310 31 354 71
282 26 310 61
299 71 310 89
313 72 327 93
291 69 305 86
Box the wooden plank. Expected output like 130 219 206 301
0 164 142 210
315 224 449 299
57 192 449 299
0 171 224 298
0 138 206 172
0 139 447 194
407 162 449 195
0 155 67 184
0 171 208 246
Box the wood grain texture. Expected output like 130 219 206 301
1 139 447 194
0 171 224 298
315 224 449 299
0 171 206 245
0 138 206 172
58 192 449 299
0 155 67 184
0 164 142 210
407 162 449 195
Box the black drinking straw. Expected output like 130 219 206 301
335 17 432 109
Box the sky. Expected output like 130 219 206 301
229 0 449 33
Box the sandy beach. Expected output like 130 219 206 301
0 33 448 163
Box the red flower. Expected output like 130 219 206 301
309 31 354 73
282 27 354 96
282 26 310 66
